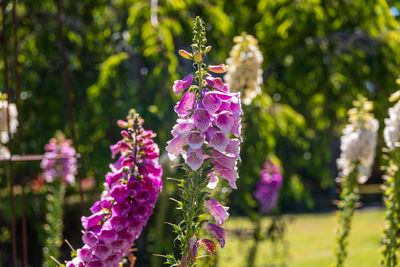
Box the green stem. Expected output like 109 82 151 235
333 168 359 267
43 181 65 267
247 218 262 267
380 150 400 266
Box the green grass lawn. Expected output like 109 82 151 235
217 208 384 267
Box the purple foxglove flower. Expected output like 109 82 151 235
90 199 112 214
93 245 112 260
109 185 129 202
66 113 162 266
204 222 227 248
110 143 121 159
172 119 194 137
202 92 222 114
166 135 187 160
209 131 230 152
99 228 117 244
187 131 205 149
205 77 225 91
173 74 194 95
82 231 99 248
81 211 105 230
77 245 92 262
193 108 211 132
216 112 235 134
225 139 240 157
198 238 216 256
188 236 198 263
207 172 219 189
213 150 236 169
105 168 125 185
231 119 242 139
174 91 196 118
41 135 77 185
66 258 84 267
214 162 238 189
205 198 229 225
186 147 204 171
205 126 218 141
254 161 283 214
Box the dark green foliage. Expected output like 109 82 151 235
380 150 400 266
42 181 65 267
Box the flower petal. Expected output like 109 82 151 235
173 74 193 95
186 148 204 171
207 172 219 189
202 92 222 114
209 131 230 152
198 238 216 256
193 108 211 132
166 135 187 159
204 223 227 248
216 112 234 134
187 131 205 149
205 198 229 225
174 91 196 118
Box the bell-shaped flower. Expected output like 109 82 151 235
187 131 205 149
81 211 105 230
205 198 229 225
214 162 238 189
173 74 193 95
166 135 187 160
198 238 216 256
202 92 222 114
207 172 219 189
209 131 230 152
174 91 196 118
225 139 240 157
216 112 235 134
205 77 225 91
204 222 227 248
172 119 194 137
186 148 204 171
188 236 197 263
193 108 211 132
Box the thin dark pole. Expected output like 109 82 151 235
2 0 17 266
55 0 84 214
12 0 28 265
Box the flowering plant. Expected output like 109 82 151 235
380 90 400 266
225 33 263 105
246 160 284 267
40 133 77 267
164 17 242 266
254 161 283 215
41 133 77 185
64 110 162 267
333 96 378 267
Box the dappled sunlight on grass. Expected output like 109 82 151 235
218 208 384 267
